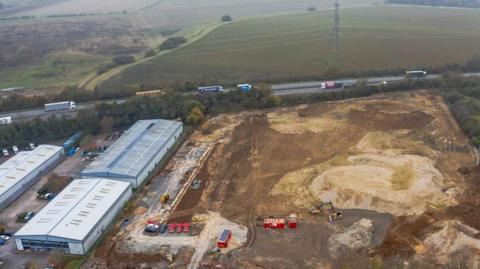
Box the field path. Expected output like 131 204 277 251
79 22 222 91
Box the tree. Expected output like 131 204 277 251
159 36 187 50
221 15 232 22
112 55 135 65
144 49 156 58
186 107 204 125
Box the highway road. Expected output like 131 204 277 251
271 72 480 96
2 72 480 121
0 99 126 122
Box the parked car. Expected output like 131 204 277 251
12 146 19 154
0 235 9 241
17 211 35 222
0 238 5 245
2 149 8 157
29 143 35 150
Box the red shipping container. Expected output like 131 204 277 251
176 223 184 233
264 219 285 229
217 230 232 248
168 223 176 233
183 223 190 233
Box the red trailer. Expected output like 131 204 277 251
263 218 285 229
217 230 232 248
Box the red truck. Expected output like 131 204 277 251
321 81 343 90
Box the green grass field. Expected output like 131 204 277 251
102 6 480 90
0 52 109 89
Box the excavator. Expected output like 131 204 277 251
309 201 343 222
160 193 170 208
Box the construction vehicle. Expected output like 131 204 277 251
309 201 343 222
160 193 170 205
309 201 335 215
143 219 160 235
328 210 343 222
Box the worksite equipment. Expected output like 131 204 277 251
309 201 335 215
287 214 297 229
263 218 285 229
160 193 170 204
329 211 344 222
217 230 232 248
310 201 344 222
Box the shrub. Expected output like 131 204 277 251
159 36 187 50
221 15 232 22
112 55 135 65
144 49 156 58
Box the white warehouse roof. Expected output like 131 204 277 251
0 145 63 198
15 179 131 241
81 119 183 179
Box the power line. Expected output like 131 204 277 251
328 0 341 66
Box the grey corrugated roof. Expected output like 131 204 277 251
14 179 131 241
81 119 182 179
0 145 63 200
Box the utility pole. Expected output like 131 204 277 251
329 0 341 65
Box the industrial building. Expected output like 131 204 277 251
0 144 64 211
14 178 132 255
81 119 183 188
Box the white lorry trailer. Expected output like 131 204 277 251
0 116 12 125
44 101 76 112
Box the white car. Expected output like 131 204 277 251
12 146 19 154
0 235 10 241
29 143 35 150
2 149 8 157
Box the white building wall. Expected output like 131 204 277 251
81 185 132 254
135 124 183 188
15 239 23 250
68 242 84 255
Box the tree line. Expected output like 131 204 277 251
385 0 480 8
0 86 136 113
0 86 280 147
4 72 480 149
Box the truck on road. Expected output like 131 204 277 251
405 70 428 78
44 101 76 112
321 81 343 90
237 83 252 93
0 117 12 125
198 85 224 94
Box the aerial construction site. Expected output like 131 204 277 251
85 91 480 268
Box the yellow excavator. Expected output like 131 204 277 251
160 193 170 204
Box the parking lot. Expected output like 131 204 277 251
0 133 113 268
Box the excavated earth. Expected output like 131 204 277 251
186 91 478 268
86 91 480 268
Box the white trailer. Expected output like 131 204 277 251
0 116 12 125
44 101 76 112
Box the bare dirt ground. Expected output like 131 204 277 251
87 91 479 268
187 91 477 267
